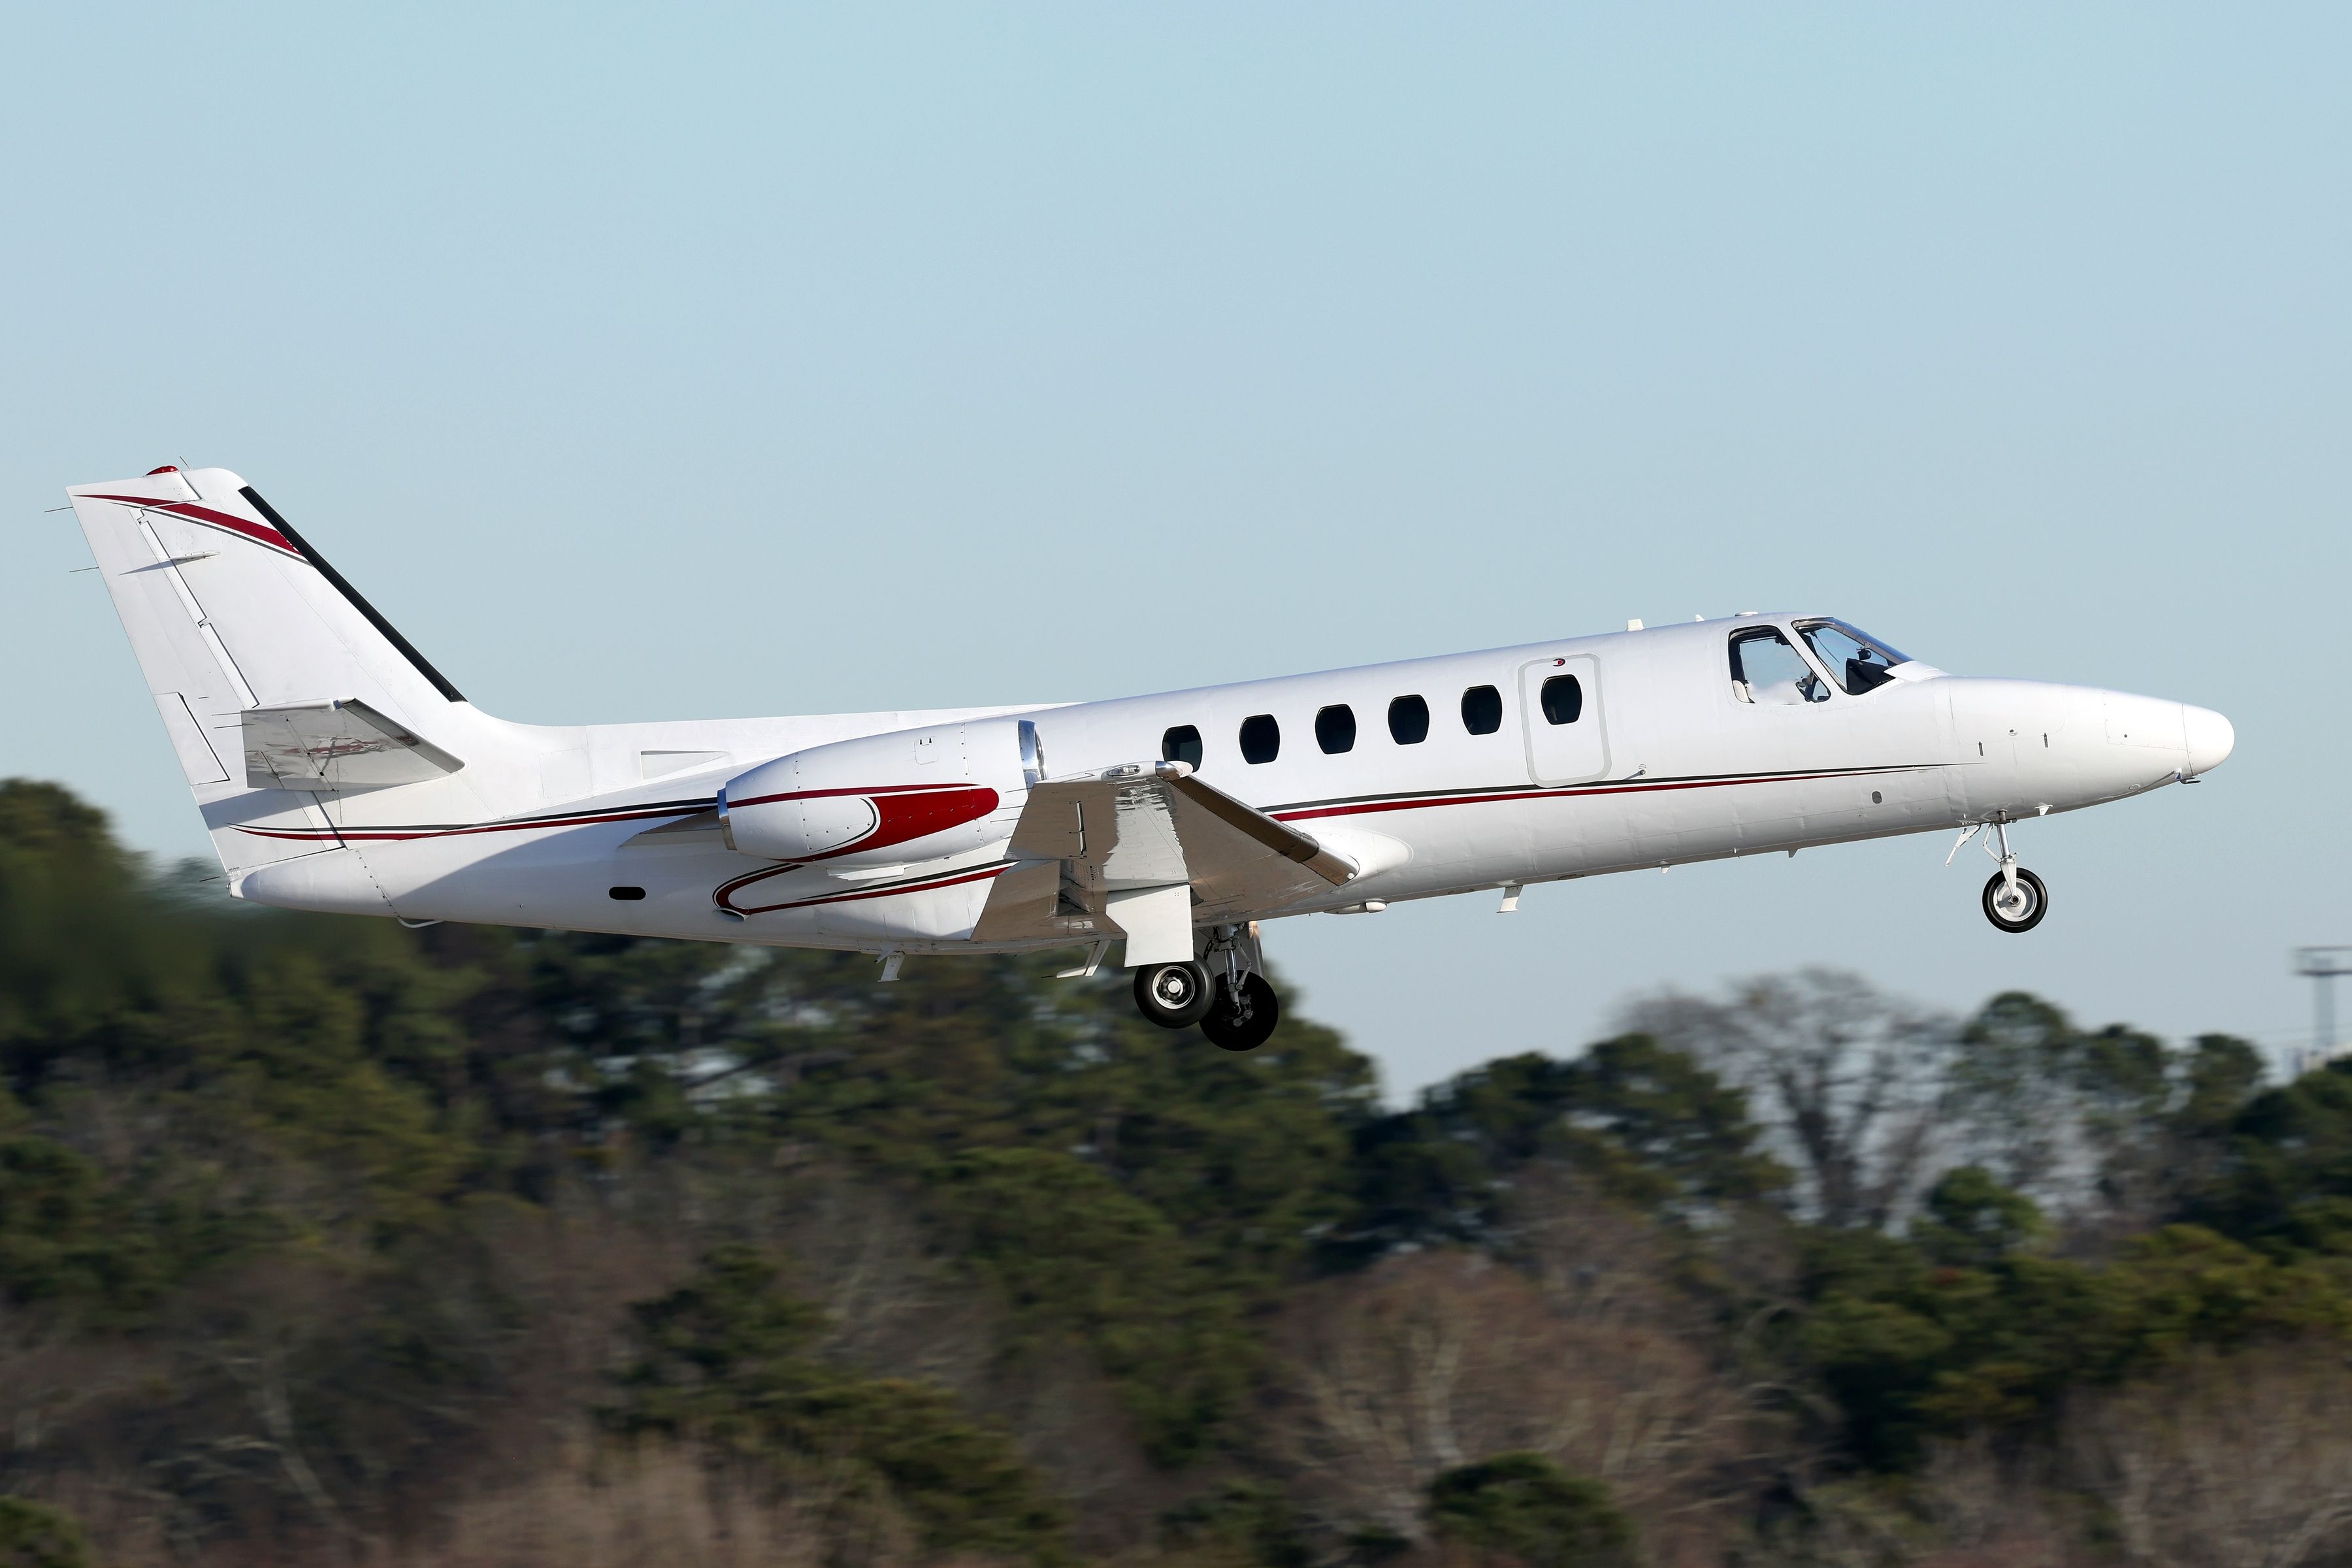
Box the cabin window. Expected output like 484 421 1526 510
1797 619 1904 696
1388 694 1430 745
1162 725 1204 768
1239 713 1281 764
1538 675 1584 725
1461 685 1503 735
1729 628 1827 705
608 885 647 902
1315 704 1357 755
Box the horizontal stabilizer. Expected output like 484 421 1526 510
242 700 465 792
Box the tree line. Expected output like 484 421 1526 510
1 777 2348 1568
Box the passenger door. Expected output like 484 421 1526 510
1518 657 1609 785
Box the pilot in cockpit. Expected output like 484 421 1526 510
1797 619 1906 696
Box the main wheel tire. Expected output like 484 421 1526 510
1134 961 1215 1028
1981 867 2049 934
1199 973 1281 1053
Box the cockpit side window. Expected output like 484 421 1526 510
1797 619 1906 696
1729 627 1827 705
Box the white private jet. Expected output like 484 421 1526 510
69 466 2232 1051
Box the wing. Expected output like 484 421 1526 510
972 762 1354 958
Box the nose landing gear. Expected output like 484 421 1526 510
1950 818 2050 934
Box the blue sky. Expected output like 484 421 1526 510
7 5 2347 1096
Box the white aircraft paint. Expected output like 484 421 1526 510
68 467 2232 1046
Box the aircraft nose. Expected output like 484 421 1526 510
2184 704 2234 777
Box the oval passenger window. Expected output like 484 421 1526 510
1162 725 1203 769
1239 713 1281 764
1315 705 1356 755
1539 675 1583 725
1461 685 1503 736
1388 694 1429 745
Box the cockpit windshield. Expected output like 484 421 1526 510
1796 619 1911 696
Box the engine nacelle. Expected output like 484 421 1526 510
717 717 1042 867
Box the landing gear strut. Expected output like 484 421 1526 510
1951 819 2049 934
1198 923 1280 1052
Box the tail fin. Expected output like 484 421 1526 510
68 466 485 877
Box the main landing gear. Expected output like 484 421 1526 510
1950 818 2049 934
1130 924 1281 1052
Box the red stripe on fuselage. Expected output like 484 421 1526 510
228 765 1922 849
1269 766 1916 823
715 860 1011 917
233 800 717 843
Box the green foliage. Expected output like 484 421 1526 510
1426 1452 1637 1568
0 780 1385 1480
2192 1056 2352 1256
1909 1166 2048 1267
1161 1480 1314 1568
1801 1214 2352 1467
12 777 2352 1561
613 1245 1070 1564
939 1148 1252 1465
527 932 1379 1462
760 951 1382 1293
1342 1035 1786 1255
0 782 146 1061
0 1132 221 1314
0 1497 93 1568
1952 992 2266 1220
2179 1033 2266 1135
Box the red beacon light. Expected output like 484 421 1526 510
145 465 179 475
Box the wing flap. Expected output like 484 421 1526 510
977 762 1352 949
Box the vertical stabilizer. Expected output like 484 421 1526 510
67 467 492 880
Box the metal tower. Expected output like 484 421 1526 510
2292 947 2352 1077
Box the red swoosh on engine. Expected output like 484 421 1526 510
727 783 1001 864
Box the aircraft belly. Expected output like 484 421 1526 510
351 831 708 929
336 826 992 951
1393 800 1544 889
811 876 994 943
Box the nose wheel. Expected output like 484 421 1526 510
1951 818 2050 934
1982 866 2048 932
